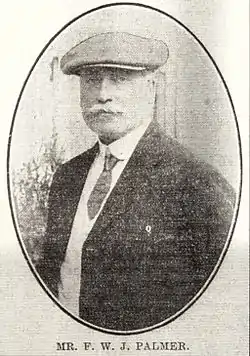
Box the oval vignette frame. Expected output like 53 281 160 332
7 2 242 335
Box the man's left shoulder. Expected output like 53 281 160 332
155 133 236 208
179 145 235 200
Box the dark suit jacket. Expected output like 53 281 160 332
37 122 235 331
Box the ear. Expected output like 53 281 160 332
148 77 156 96
146 71 156 90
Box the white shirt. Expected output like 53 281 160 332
58 121 151 315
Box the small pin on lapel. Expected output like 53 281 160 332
146 225 152 234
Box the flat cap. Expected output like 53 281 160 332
61 32 169 75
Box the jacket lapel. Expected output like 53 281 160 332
87 121 168 237
58 143 99 254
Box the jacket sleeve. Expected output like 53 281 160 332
182 161 236 279
35 165 64 296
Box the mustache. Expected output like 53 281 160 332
87 105 123 115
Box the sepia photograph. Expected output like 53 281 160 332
8 3 241 334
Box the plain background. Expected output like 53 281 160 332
0 1 249 355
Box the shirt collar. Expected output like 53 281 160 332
98 119 151 161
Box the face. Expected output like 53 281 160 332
79 67 156 143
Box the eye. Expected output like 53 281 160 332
117 75 128 83
81 71 102 84
84 74 97 84
109 73 125 83
109 69 131 83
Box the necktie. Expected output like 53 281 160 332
87 147 119 220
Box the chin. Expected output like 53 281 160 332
86 115 136 141
97 129 123 141
93 122 123 134
97 127 132 143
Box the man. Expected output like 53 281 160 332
37 32 235 331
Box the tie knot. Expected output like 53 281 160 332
104 148 119 171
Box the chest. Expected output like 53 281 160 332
80 180 193 272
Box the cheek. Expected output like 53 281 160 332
137 82 153 100
118 83 153 112
114 84 141 108
131 80 152 99
80 86 96 109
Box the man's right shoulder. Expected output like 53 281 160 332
52 143 98 183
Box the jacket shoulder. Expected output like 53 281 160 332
151 132 236 219
52 144 98 184
176 143 235 221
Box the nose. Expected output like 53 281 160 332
97 77 113 103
